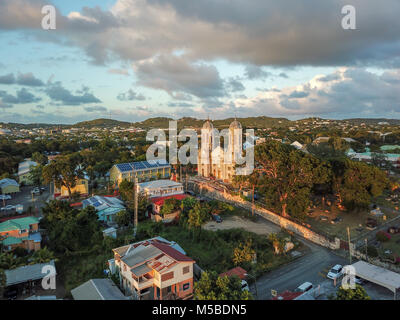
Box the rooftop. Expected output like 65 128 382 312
71 278 127 300
115 160 170 173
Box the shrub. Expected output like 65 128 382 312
376 231 391 242
367 245 379 258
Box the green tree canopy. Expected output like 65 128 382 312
335 284 370 300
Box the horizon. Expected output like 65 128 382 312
1 1 399 124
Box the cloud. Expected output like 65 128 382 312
45 82 101 106
134 55 224 98
117 89 146 101
0 73 16 84
84 105 108 113
0 88 41 104
0 100 13 109
108 68 130 76
16 73 45 86
244 65 271 80
226 77 245 92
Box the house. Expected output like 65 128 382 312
0 178 20 194
111 237 195 300
103 227 117 239
18 160 38 185
71 278 127 300
138 179 184 199
150 194 188 223
82 195 125 224
219 266 247 280
53 177 89 198
0 216 41 251
109 160 171 186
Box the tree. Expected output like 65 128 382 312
0 252 25 270
28 164 43 186
115 210 130 227
250 141 331 218
194 271 253 300
187 202 210 230
333 159 389 210
31 152 48 166
232 240 256 265
335 284 370 300
160 198 181 216
118 179 149 220
30 247 56 264
42 154 84 200
0 268 5 296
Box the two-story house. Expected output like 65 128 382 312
0 216 41 251
111 238 195 300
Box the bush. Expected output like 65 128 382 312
376 231 391 242
367 245 379 258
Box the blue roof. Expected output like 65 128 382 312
115 160 170 173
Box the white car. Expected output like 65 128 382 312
327 264 343 280
0 195 11 200
294 282 313 293
1 205 15 211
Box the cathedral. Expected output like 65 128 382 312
197 119 242 182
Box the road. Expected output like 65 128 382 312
250 238 348 299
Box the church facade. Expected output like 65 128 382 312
197 119 242 183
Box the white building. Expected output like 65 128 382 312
137 180 184 198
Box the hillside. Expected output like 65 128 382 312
73 118 132 128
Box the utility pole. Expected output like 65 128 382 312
252 184 255 216
347 227 352 265
365 238 368 261
133 177 138 238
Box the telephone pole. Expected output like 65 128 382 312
347 227 352 265
133 177 138 238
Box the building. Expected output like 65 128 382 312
82 195 125 224
138 179 184 198
0 178 20 194
18 160 38 185
150 194 188 223
197 119 242 182
109 160 171 186
53 177 89 198
111 237 195 300
71 278 127 300
0 216 41 251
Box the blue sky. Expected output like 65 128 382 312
0 0 399 124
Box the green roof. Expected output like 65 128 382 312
2 236 24 246
381 145 400 151
0 216 39 232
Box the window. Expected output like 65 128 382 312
182 266 190 275
182 282 190 291
161 271 174 281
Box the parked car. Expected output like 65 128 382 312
0 195 11 200
327 264 343 280
212 214 222 223
185 190 196 197
241 280 249 292
1 205 15 211
366 218 378 229
388 226 400 234
331 217 343 224
355 276 365 285
40 186 46 192
294 282 313 293
31 187 40 195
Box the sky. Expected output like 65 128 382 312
0 0 399 124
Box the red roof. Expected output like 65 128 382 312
151 194 188 206
219 267 248 280
151 241 195 263
272 291 303 300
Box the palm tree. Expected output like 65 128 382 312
30 247 56 264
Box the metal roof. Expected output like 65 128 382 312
5 260 56 286
352 261 400 293
131 264 152 277
0 216 39 232
71 278 127 300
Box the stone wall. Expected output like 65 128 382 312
189 180 340 250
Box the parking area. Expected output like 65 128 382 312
0 185 50 218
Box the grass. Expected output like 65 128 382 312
378 233 400 259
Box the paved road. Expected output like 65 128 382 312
250 238 348 299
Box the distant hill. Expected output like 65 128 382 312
344 118 400 125
74 118 132 128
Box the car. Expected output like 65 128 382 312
331 217 343 224
0 195 11 200
241 280 249 292
355 276 365 285
212 214 222 223
3 288 17 300
185 190 196 196
1 205 15 211
327 264 343 280
294 282 313 293
31 188 40 195
40 186 46 192
366 218 378 229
